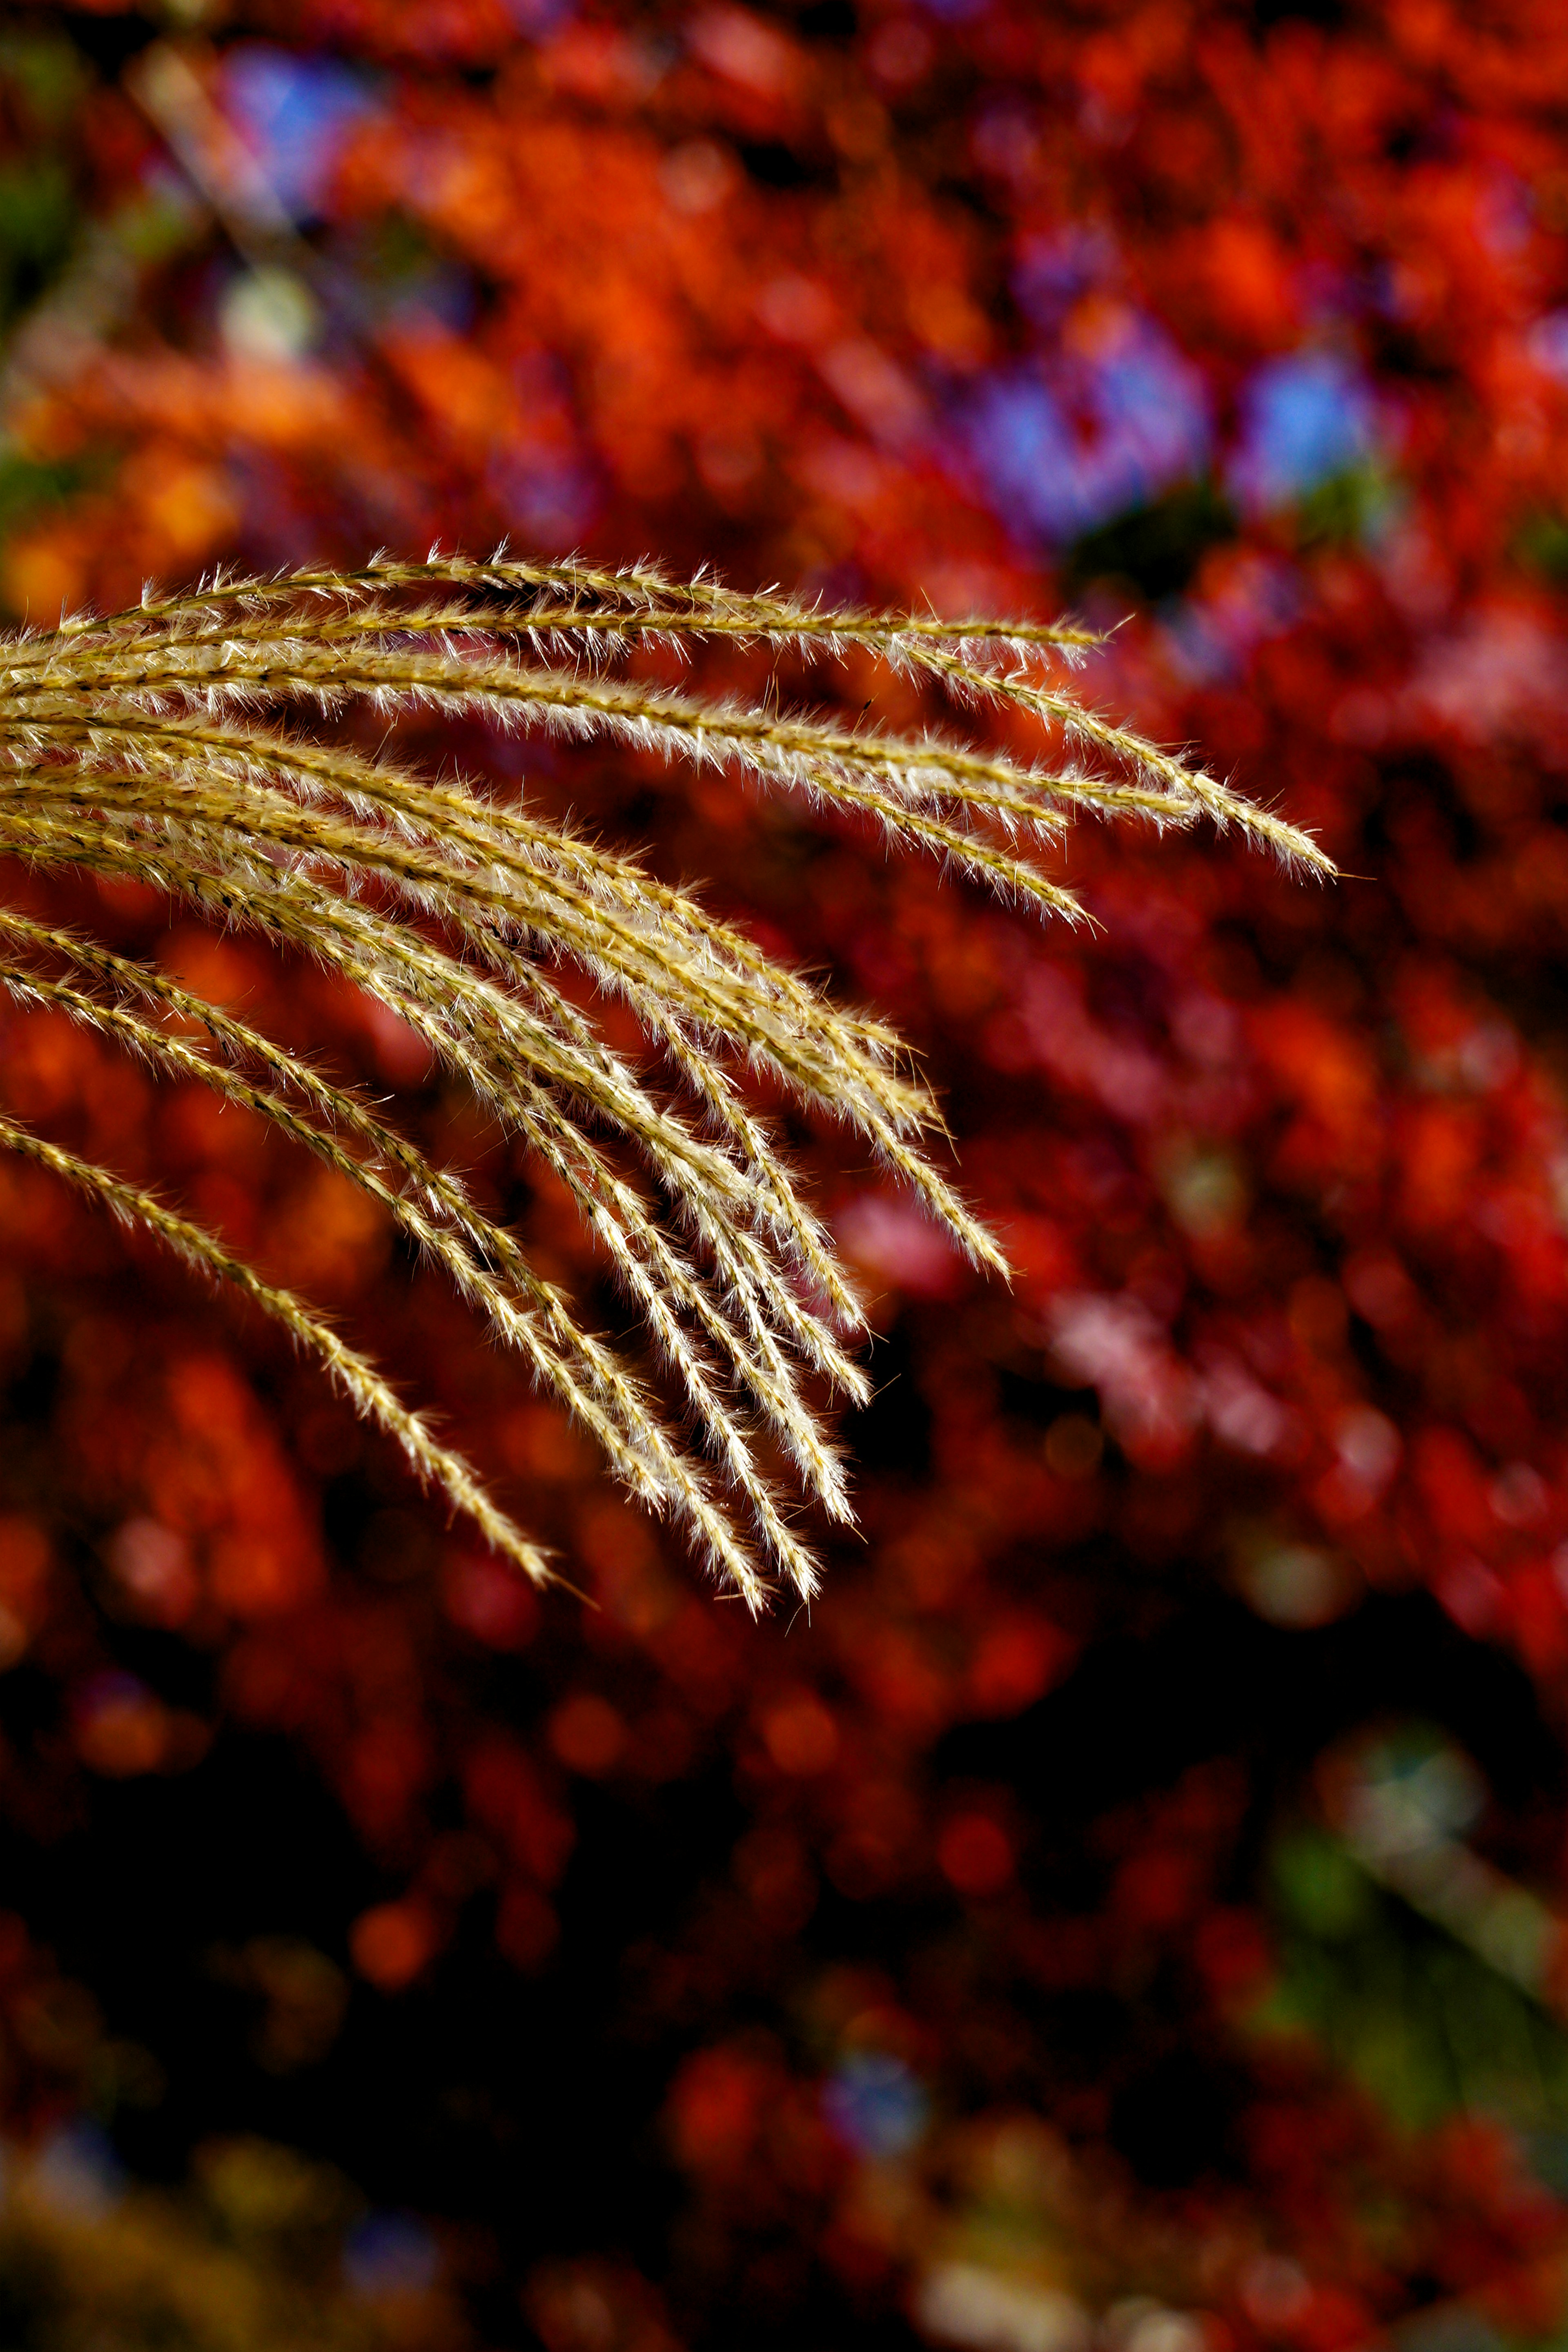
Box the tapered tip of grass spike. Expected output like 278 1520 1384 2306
1266 820 1337 878
1184 771 1337 878
446 1483 559 1591
1266 813 1338 877
971 1224 1013 1282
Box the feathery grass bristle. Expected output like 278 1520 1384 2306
0 552 1332 1608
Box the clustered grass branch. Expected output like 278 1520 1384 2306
0 552 1330 1608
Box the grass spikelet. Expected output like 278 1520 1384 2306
0 555 1330 1607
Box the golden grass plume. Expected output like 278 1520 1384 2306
0 551 1331 1610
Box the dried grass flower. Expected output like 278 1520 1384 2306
0 551 1330 1608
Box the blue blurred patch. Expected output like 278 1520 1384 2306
958 312 1210 546
1227 349 1378 514
822 2051 929 2160
222 47 376 221
501 0 576 27
486 456 599 552
1528 310 1568 385
344 2212 439 2296
1012 227 1117 332
33 2121 123 2219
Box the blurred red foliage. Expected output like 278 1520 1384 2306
0 1 1567 2347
